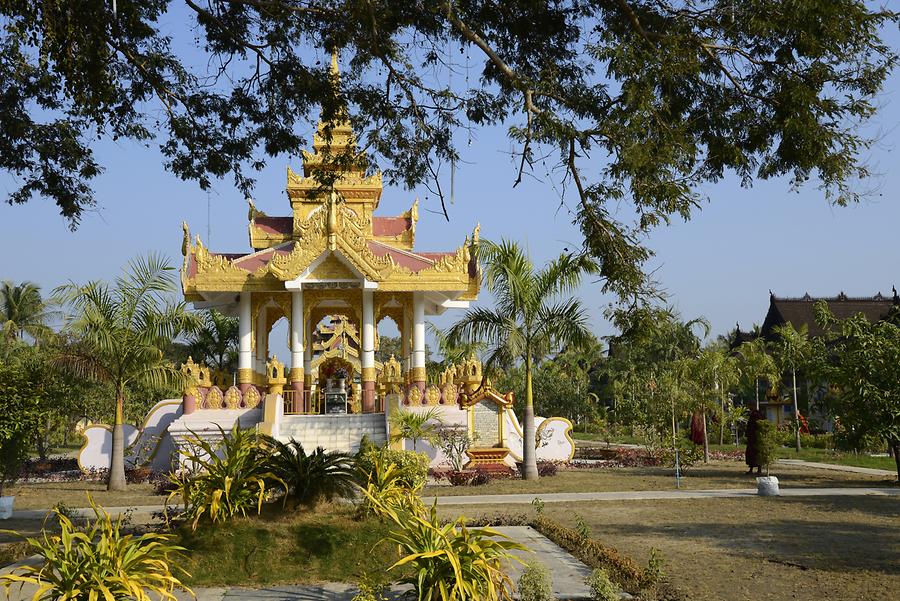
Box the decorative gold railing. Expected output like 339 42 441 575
282 387 387 415
282 389 324 415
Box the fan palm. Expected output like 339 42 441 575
389 407 443 451
187 309 239 372
447 239 597 480
54 254 198 491
0 280 54 341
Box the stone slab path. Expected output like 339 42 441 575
494 525 593 599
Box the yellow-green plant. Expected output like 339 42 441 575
366 488 524 601
0 496 190 601
356 455 424 519
168 423 283 530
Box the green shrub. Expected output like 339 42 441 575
518 560 554 601
586 568 618 601
800 432 833 449
754 420 778 475
269 439 355 507
169 423 283 530
0 431 30 498
0 497 190 601
643 548 665 587
356 447 429 490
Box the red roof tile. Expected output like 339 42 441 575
373 216 411 236
254 216 293 236
368 241 435 273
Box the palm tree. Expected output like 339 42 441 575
736 337 779 411
425 323 485 382
389 407 443 452
447 239 596 480
187 309 239 372
54 254 197 491
771 323 811 452
0 281 54 341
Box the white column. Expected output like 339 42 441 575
361 290 375 371
412 293 426 381
255 307 267 374
361 290 376 411
291 290 304 371
401 309 411 375
238 292 252 385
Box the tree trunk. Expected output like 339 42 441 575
521 352 538 481
755 378 760 411
702 408 709 463
108 391 127 491
792 369 801 453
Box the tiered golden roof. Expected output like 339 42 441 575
181 60 479 302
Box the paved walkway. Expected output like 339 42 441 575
424 486 900 506
777 458 896 477
8 484 899 521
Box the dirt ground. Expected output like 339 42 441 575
424 460 895 497
463 495 900 601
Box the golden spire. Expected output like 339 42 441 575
330 49 340 80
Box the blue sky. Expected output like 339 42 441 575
2 20 899 359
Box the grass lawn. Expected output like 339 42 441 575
423 462 896 498
175 504 399 587
5 481 164 511
776 446 898 472
571 431 646 444
529 495 900 601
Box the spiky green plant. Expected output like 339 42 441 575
168 422 283 531
269 439 356 507
356 455 425 519
367 490 525 601
0 496 190 601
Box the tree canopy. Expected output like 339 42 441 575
812 301 900 481
2 1 897 296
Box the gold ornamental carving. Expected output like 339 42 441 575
425 385 442 406
243 386 262 409
407 385 422 406
224 386 243 409
204 386 224 410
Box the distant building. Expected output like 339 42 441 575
735 289 900 428
760 289 900 340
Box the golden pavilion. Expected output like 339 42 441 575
179 75 480 417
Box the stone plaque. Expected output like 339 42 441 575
472 400 500 446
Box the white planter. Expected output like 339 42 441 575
0 496 13 519
757 476 780 496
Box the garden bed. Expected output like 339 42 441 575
174 503 402 587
